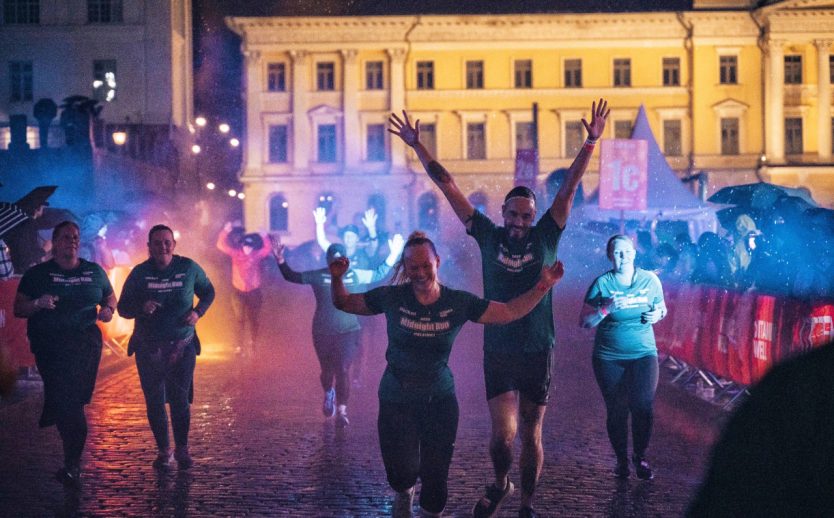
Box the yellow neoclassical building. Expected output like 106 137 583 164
226 0 834 244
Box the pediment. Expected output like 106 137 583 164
307 105 343 117
712 98 750 110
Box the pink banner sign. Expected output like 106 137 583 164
599 139 648 211
514 148 538 190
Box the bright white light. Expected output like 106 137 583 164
106 90 115 102
228 189 237 197
219 123 230 134
191 144 201 154
92 80 103 88
105 72 116 88
229 138 240 148
112 131 127 146
281 201 289 208
195 116 207 127
206 182 216 190
188 124 196 134
173 230 181 240
237 192 246 200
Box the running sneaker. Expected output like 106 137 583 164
472 478 514 518
322 387 336 417
518 507 539 518
153 449 174 469
336 411 349 429
614 458 630 479
393 486 415 518
54 465 81 489
174 446 193 469
633 455 654 480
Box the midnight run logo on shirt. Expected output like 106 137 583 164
49 271 94 285
611 289 650 309
145 272 187 292
495 243 535 273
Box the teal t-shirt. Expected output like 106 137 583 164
17 259 114 352
467 209 562 354
301 267 388 335
117 255 215 351
584 268 665 360
364 284 489 403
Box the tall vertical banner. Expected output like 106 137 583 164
599 139 648 210
514 149 538 190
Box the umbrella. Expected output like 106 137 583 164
14 185 57 215
708 182 817 210
0 202 29 239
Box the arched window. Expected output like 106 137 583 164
269 194 289 231
468 191 488 215
417 192 439 233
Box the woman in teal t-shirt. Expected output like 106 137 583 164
581 234 667 481
330 231 564 518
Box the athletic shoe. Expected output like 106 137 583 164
174 446 193 469
614 459 630 479
336 411 349 429
393 486 415 518
472 478 514 518
54 466 81 489
518 507 539 518
322 387 336 417
633 456 654 480
153 449 174 469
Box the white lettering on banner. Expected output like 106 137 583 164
809 316 833 347
753 319 773 361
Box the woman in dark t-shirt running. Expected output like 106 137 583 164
330 231 564 518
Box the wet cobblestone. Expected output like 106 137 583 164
0 282 723 517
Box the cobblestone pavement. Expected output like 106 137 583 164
0 279 725 517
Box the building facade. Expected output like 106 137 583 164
227 0 834 245
1 0 193 152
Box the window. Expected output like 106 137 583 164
419 123 437 158
663 57 680 86
784 55 802 85
467 123 486 159
316 62 335 91
267 63 286 92
565 121 583 157
830 55 834 84
92 60 117 102
9 61 32 102
417 61 434 90
87 0 122 23
516 122 535 151
720 118 739 155
3 0 39 24
564 59 582 88
269 194 289 232
268 125 288 163
317 124 337 162
615 120 632 139
785 117 803 155
366 124 386 161
663 120 682 156
514 60 532 88
466 61 484 89
417 192 439 232
613 59 631 87
719 55 737 84
366 61 383 90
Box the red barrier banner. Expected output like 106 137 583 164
0 278 34 369
665 283 701 365
799 303 834 351
653 284 676 354
722 290 755 385
700 288 731 380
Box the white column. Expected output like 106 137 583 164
388 48 407 170
766 40 785 162
816 39 832 161
290 50 310 171
341 49 360 171
243 49 263 174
